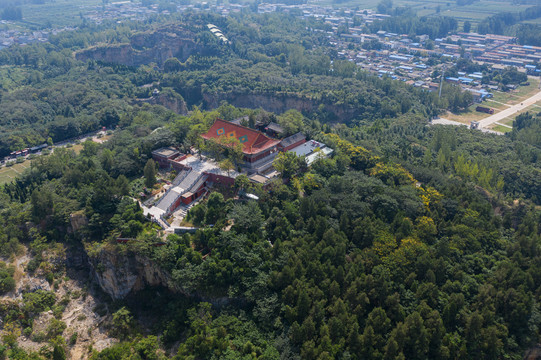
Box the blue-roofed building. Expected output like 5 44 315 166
466 88 493 102
389 54 409 62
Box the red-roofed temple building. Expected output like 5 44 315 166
201 119 281 173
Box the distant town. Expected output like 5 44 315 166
2 1 539 102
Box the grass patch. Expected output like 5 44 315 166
500 117 515 126
0 173 14 185
0 159 32 185
496 103 539 126
444 103 495 123
492 125 512 133
96 134 112 143
490 79 541 105
484 100 509 110
509 80 540 102
178 219 195 227
70 144 84 155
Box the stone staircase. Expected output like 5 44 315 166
172 168 190 186
169 189 208 227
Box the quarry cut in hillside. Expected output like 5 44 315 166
75 24 210 67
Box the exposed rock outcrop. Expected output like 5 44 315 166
70 211 88 234
87 244 246 308
88 245 184 300
202 92 359 122
137 90 188 115
75 24 209 67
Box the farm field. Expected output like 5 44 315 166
14 0 101 28
313 0 532 24
0 160 31 185
6 0 538 31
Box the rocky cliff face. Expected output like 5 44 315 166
89 245 184 300
69 212 88 234
137 91 188 115
202 92 360 122
75 25 205 67
87 245 244 308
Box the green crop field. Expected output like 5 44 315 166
6 0 537 30
312 0 532 25
0 160 32 185
15 0 101 28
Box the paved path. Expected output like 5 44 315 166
478 89 541 128
430 118 503 135
431 118 467 126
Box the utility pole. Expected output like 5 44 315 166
439 66 445 99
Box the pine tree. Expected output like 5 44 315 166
144 159 157 188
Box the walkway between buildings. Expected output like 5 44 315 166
155 169 203 213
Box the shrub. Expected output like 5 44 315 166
22 290 56 314
46 319 66 339
0 261 15 294
69 332 78 345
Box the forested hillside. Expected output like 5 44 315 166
0 96 540 358
0 11 469 157
0 8 540 360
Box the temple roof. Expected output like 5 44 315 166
201 119 280 155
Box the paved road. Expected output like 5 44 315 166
478 89 541 128
1 130 109 169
